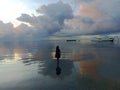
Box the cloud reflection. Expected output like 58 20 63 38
0 40 120 90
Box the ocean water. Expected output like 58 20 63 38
0 40 120 90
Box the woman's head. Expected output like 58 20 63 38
56 46 59 49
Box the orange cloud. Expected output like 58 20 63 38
78 4 102 19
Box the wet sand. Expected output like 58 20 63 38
0 40 120 90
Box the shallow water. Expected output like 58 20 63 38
0 40 120 90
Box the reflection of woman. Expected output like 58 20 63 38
55 46 61 75
56 59 61 75
55 46 61 59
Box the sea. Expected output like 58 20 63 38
0 38 120 90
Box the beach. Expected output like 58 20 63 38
0 40 120 90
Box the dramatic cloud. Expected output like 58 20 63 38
17 1 73 37
0 21 14 40
15 24 33 36
55 17 95 36
56 0 120 36
0 0 120 39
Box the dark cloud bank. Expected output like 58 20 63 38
0 0 120 41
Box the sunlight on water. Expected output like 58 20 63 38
14 53 22 61
1 59 14 64
0 40 120 90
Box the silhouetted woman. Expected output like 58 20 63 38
55 46 61 60
55 46 61 75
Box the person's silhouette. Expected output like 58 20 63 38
55 46 61 60
56 59 61 75
55 46 61 75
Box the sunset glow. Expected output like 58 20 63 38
0 0 119 38
0 0 33 26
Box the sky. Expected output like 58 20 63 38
0 0 120 40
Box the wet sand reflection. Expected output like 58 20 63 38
0 40 120 90
73 46 120 90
